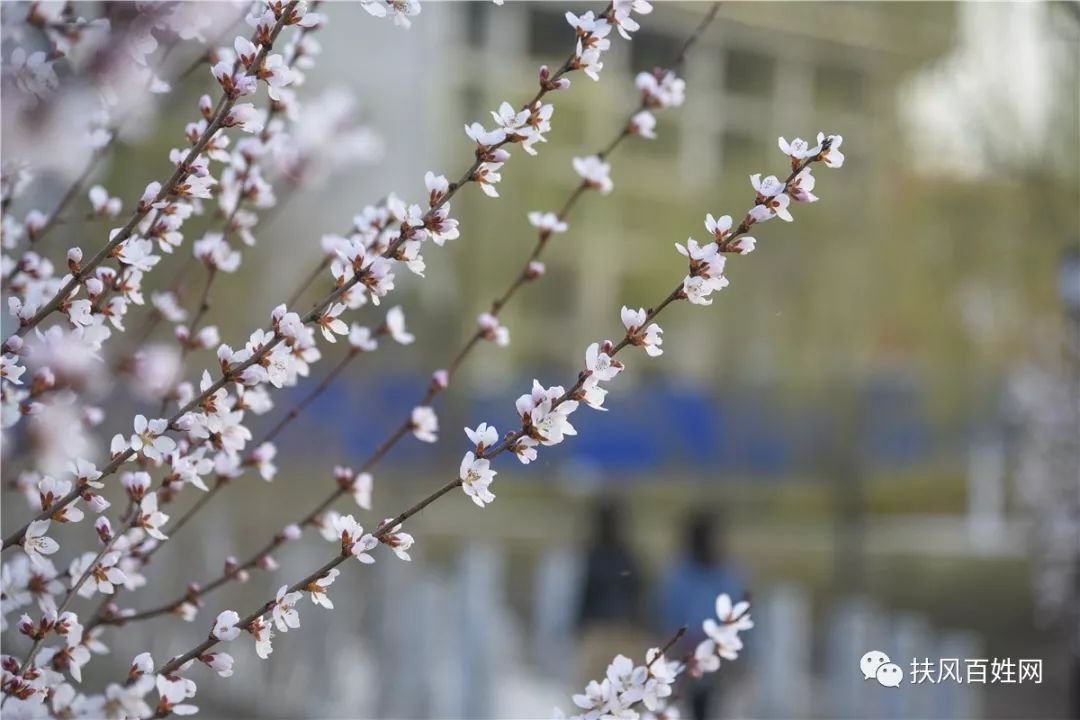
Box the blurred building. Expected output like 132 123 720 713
413 2 957 375
10 3 1073 718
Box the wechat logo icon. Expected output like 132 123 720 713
861 650 903 688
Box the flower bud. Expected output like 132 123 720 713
24 210 46 237
526 261 546 279
173 413 195 432
95 516 112 542
334 466 355 488
85 277 104 299
67 247 83 273
121 471 150 501
130 651 154 679
140 182 161 211
86 493 111 514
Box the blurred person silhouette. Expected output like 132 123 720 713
660 509 746 720
577 497 648 681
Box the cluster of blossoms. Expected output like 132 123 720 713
1 0 398 541
0 0 847 716
0 2 239 177
0 0 350 468
4 1 315 342
0 1 429 712
559 594 753 720
1 4 669 708
360 0 423 29
452 130 843 510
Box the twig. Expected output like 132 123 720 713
0 1 607 552
88 4 720 627
8 502 135 683
3 1 300 344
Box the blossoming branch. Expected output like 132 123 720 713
1 0 646 555
0 1 852 717
1 1 665 712
82 8 714 634
63 130 843 719
560 593 755 720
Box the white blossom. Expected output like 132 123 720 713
307 568 339 609
465 423 498 454
516 380 579 446
156 673 198 716
88 185 121 217
787 166 819 204
384 306 414 344
212 610 241 641
78 550 127 596
573 155 613 194
465 122 506 149
361 0 421 29
459 451 496 507
117 237 160 272
636 69 685 109
348 324 378 352
379 520 414 561
249 616 273 659
136 492 169 541
129 414 176 462
816 132 845 168
473 161 504 198
750 173 793 222
528 211 568 236
1 354 26 384
622 307 663 357
411 405 438 443
271 585 303 632
330 514 377 563
777 135 818 160
628 110 657 139
317 303 349 343
22 519 59 567
202 652 234 678
585 342 623 383
477 312 510 347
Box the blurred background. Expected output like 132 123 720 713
3 2 1079 718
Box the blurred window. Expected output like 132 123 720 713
630 27 683 72
555 102 589 146
813 63 866 111
720 129 765 172
527 9 570 57
723 48 775 98
632 119 680 158
460 85 484 126
463 1 487 47
536 262 577 319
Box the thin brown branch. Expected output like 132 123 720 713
0 0 599 553
6 502 135 686
3 1 300 343
89 5 719 628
